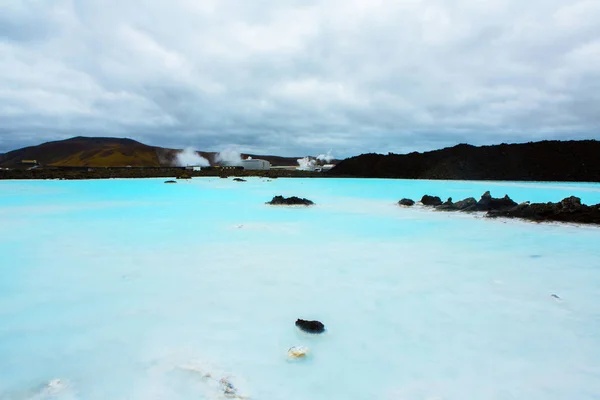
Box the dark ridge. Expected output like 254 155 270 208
328 140 600 182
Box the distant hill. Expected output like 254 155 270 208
328 140 600 182
0 136 302 168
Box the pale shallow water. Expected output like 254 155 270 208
1 178 600 400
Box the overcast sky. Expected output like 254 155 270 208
1 0 599 156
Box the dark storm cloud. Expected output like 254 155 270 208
1 0 599 156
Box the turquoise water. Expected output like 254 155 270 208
1 178 600 400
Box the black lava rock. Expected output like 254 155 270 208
475 191 517 211
421 195 442 206
233 178 247 182
436 197 477 211
487 196 600 225
267 196 314 206
398 198 415 206
295 319 325 334
164 180 177 184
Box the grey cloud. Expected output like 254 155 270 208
1 0 599 156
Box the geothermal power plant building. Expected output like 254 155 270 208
240 159 271 170
216 159 271 170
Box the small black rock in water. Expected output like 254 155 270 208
295 319 325 334
164 180 177 184
398 198 415 206
267 196 314 206
551 294 561 300
421 195 442 206
233 178 247 182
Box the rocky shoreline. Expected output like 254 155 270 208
399 191 600 225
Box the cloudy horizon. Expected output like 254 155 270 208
1 0 599 157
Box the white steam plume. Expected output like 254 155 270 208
297 156 317 171
216 148 243 166
316 151 334 163
175 148 210 167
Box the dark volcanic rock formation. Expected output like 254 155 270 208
328 140 600 182
408 190 600 225
398 198 415 206
164 180 177 184
421 195 442 206
233 178 247 182
295 319 325 334
267 195 314 206
436 197 477 211
474 191 518 211
487 196 600 225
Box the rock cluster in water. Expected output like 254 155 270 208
401 191 600 225
267 196 314 206
295 319 325 333
488 196 600 225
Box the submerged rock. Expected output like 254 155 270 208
295 319 325 334
220 378 238 397
287 346 310 358
164 180 177 184
267 196 314 206
398 198 415 206
487 196 600 225
233 178 247 182
421 195 442 206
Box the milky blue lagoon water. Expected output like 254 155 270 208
1 178 600 400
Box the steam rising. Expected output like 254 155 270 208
316 151 334 163
298 150 335 170
175 148 210 167
216 148 243 166
297 157 317 171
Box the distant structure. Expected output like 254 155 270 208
317 164 335 172
185 166 203 171
241 159 270 170
20 159 40 170
218 158 271 171
21 159 38 165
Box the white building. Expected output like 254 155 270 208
241 159 271 170
185 166 203 171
